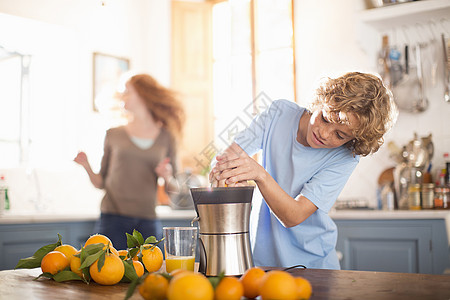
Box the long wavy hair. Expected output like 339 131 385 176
310 72 397 156
128 74 185 140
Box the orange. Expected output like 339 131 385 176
84 234 113 249
295 276 313 300
118 249 138 261
214 276 244 300
133 260 145 277
170 269 192 278
167 273 214 300
110 246 120 256
70 250 83 278
239 267 266 299
259 270 297 300
41 251 70 275
54 244 78 263
141 244 163 273
89 252 125 285
138 273 169 300
117 249 128 259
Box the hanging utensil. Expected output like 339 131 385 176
413 44 428 112
404 44 409 75
442 34 450 103
392 44 420 112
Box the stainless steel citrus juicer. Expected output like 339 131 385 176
190 186 254 276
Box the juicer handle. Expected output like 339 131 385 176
198 238 207 275
191 216 200 226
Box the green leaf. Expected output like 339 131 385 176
97 251 106 272
144 236 157 244
79 243 104 267
52 270 84 282
123 259 138 282
15 234 63 269
79 249 104 269
160 272 172 281
34 272 54 281
208 271 225 289
133 229 145 245
124 273 146 300
83 243 105 254
81 267 91 282
129 248 139 260
126 233 140 248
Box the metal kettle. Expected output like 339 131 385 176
190 186 254 276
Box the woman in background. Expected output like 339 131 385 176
74 74 185 249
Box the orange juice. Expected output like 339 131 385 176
165 256 195 273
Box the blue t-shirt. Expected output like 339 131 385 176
234 99 359 269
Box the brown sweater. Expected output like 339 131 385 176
99 126 177 219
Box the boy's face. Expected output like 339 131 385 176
305 109 357 149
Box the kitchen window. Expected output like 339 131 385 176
0 49 27 167
0 16 87 169
211 0 296 147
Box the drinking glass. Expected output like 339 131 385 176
163 227 197 272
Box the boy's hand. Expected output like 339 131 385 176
212 143 264 186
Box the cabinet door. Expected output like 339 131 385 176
0 221 96 271
336 220 432 274
0 224 71 270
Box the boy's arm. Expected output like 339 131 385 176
211 142 317 227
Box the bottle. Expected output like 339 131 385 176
156 177 170 206
421 183 435 209
408 184 421 210
434 185 450 210
0 175 10 214
444 152 450 185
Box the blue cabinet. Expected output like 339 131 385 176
335 219 449 275
0 221 95 270
0 218 193 270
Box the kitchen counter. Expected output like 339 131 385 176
2 206 449 224
2 267 449 299
330 209 450 220
0 205 197 224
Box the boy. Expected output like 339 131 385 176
209 72 397 269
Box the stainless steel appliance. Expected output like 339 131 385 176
190 186 254 276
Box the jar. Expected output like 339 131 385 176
434 186 450 209
408 184 421 210
421 183 435 209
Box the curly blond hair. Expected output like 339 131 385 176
310 72 397 156
128 74 185 140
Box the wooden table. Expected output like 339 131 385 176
1 267 450 300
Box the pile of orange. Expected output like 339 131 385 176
139 270 214 300
239 267 312 300
137 266 312 300
35 233 313 299
39 233 152 286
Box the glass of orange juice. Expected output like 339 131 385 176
163 227 197 273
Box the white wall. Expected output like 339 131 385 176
295 0 450 207
0 0 172 214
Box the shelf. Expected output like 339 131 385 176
359 0 450 31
